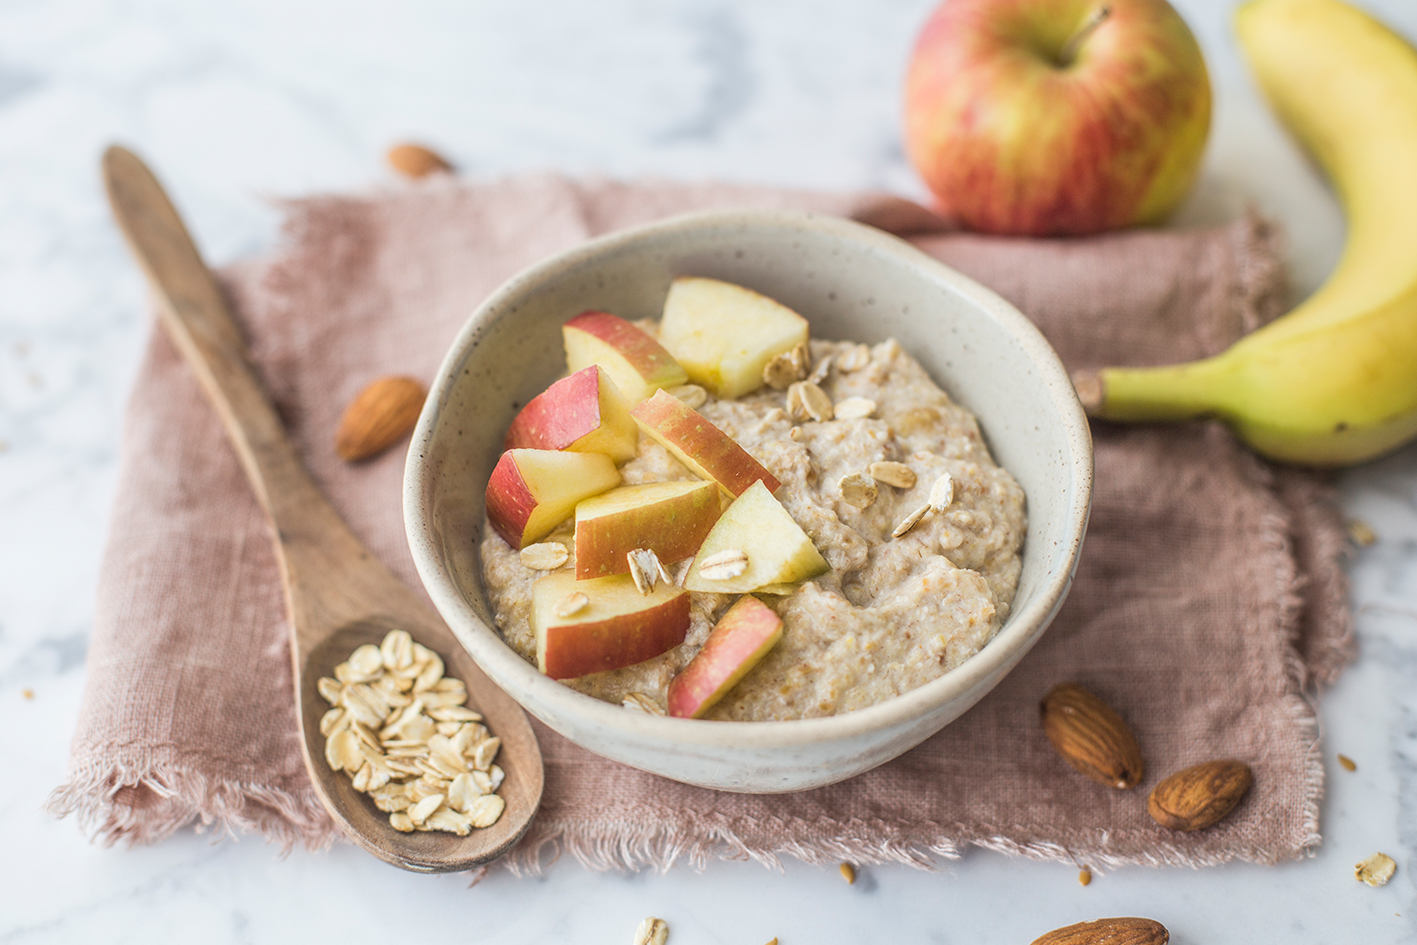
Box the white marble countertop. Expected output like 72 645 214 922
3 0 1416 941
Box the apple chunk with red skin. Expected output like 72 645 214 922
531 571 690 680
485 448 621 548
684 480 829 594
574 479 722 579
659 277 810 399
503 365 639 464
668 595 783 719
563 310 689 405
630 389 780 498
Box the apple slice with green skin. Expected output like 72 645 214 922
659 277 810 399
563 310 689 405
485 448 621 549
630 389 780 498
667 595 783 719
684 480 829 593
574 479 722 579
531 571 690 680
503 365 638 464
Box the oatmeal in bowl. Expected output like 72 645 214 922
405 209 1090 792
481 292 1026 721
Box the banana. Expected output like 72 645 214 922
1075 0 1417 466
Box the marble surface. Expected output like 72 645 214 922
3 0 1415 940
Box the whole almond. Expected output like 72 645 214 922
1040 683 1144 789
1030 917 1168 945
336 376 427 461
387 143 453 178
1147 759 1252 831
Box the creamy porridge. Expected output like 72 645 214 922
481 335 1025 721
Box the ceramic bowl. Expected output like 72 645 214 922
404 209 1092 793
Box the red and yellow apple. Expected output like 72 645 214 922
530 571 690 679
659 277 810 399
485 448 621 548
903 0 1211 236
667 595 783 718
630 389 780 498
563 310 689 405
503 365 639 464
574 479 722 579
684 480 829 593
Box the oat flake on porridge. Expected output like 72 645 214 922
481 338 1025 721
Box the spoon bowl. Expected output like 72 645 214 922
295 611 540 871
103 144 543 872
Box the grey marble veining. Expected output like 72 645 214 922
3 0 1416 941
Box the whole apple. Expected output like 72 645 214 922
904 0 1211 236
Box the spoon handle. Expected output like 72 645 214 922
102 144 325 531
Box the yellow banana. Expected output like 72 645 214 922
1076 0 1417 466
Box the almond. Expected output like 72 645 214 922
387 143 453 178
1040 683 1144 789
1147 759 1252 831
1029 917 1168 945
336 376 427 461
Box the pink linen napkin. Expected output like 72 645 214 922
51 174 1351 871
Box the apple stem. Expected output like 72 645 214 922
1059 6 1111 66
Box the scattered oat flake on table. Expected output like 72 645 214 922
1346 519 1377 546
839 862 856 884
1338 753 1357 772
1356 852 1396 887
632 917 669 945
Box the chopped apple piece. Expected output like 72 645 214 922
684 480 829 593
503 366 638 464
574 480 722 579
563 310 688 405
667 595 783 718
531 571 690 679
630 389 780 498
485 448 621 549
659 277 810 399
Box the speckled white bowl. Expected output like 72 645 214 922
405 209 1091 793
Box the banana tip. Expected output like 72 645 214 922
1072 370 1104 415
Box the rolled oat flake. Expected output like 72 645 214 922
632 917 669 945
1355 852 1396 887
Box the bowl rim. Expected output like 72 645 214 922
405 207 1092 752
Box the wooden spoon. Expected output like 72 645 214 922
101 144 543 872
